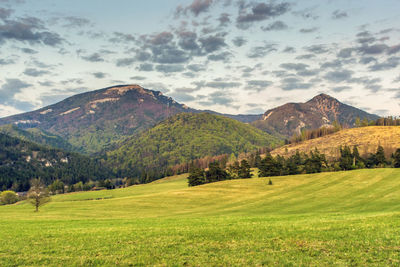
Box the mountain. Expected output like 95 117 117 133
271 126 400 160
0 85 198 154
0 124 79 152
0 84 262 154
251 94 380 138
106 112 282 180
0 133 113 191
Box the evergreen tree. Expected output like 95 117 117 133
238 159 252 178
206 162 231 183
375 146 386 167
187 167 205 187
259 152 278 177
393 148 400 168
339 146 353 170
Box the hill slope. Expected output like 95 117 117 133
0 85 196 154
106 112 282 179
1 169 400 265
252 94 379 137
271 126 400 159
0 124 78 152
0 133 112 191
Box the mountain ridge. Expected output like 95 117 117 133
251 93 379 138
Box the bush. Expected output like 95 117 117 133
0 190 19 205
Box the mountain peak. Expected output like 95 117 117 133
104 84 146 95
307 93 338 104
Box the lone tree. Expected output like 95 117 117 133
27 178 51 212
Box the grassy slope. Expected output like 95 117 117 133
272 126 400 159
1 169 400 265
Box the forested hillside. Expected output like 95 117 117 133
0 133 113 191
106 113 282 181
0 124 79 152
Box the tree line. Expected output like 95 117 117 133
188 145 400 187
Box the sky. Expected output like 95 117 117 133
0 0 399 117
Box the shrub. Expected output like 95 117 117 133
0 190 19 205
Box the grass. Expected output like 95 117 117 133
1 169 400 265
272 126 400 159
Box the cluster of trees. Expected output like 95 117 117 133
188 145 400 187
188 160 253 187
356 116 400 127
289 121 344 144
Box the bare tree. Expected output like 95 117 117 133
27 178 51 212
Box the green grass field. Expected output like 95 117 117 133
1 169 400 266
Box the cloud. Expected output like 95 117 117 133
369 57 399 71
187 64 206 72
282 46 295 53
23 68 50 77
92 72 107 79
358 44 388 55
155 64 185 73
236 2 291 29
295 54 315 60
280 63 309 71
20 47 37 54
0 16 63 46
178 31 200 52
0 8 13 20
332 10 348 19
359 56 377 64
62 16 91 28
207 51 231 62
247 43 277 58
137 63 154 71
200 90 235 106
388 44 400 55
176 0 214 17
337 48 354 58
305 44 329 54
199 34 226 53
261 20 288 31
324 69 353 83
109 32 136 43
82 53 104 62
331 86 351 92
0 58 15 65
218 13 231 27
292 7 319 20
299 27 318 33
320 60 342 69
204 81 241 89
232 36 247 47
168 92 196 102
115 57 135 67
246 80 272 92
0 78 31 105
281 77 313 90
130 76 146 81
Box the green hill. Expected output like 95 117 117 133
0 124 78 152
0 133 113 191
106 112 282 179
1 169 400 265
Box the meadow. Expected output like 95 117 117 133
272 126 400 159
1 169 400 266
